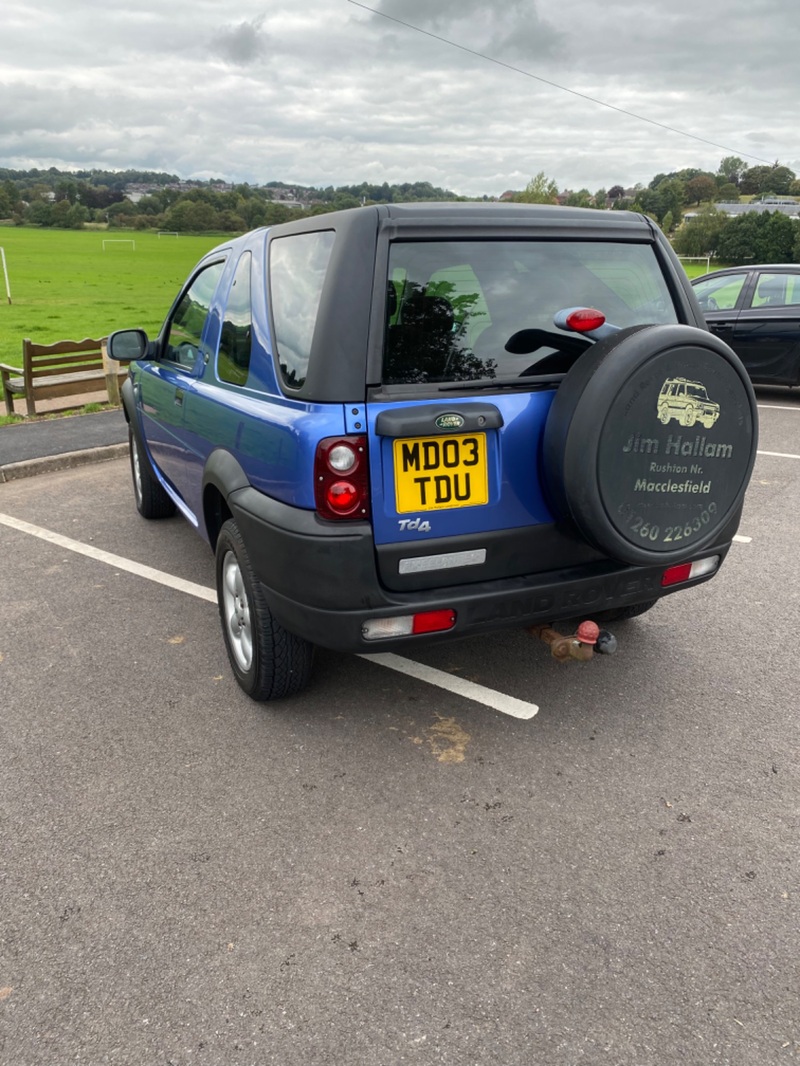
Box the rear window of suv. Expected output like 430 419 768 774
383 240 678 385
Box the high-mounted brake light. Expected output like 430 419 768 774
661 556 720 587
314 436 369 520
565 308 606 333
553 306 620 339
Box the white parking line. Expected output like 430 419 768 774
757 450 800 460
733 534 752 543
757 404 800 412
0 511 540 720
359 653 539 719
0 511 216 602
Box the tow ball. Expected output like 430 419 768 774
527 620 618 662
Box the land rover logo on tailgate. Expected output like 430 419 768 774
435 413 464 430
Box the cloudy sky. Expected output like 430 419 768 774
1 0 797 197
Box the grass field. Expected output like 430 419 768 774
0 228 227 369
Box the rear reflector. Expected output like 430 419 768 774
661 555 720 587
362 610 456 641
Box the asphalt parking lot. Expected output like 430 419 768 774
1 389 799 1066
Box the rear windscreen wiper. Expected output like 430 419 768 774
437 373 566 392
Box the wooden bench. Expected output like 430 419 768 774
0 337 130 416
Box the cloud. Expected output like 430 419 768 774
215 16 269 65
374 0 564 60
0 0 794 196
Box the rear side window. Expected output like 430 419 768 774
751 272 800 308
217 252 252 386
269 231 335 389
383 240 678 385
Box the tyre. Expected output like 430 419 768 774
216 518 314 701
542 324 758 566
129 424 175 519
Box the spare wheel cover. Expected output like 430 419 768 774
542 324 758 566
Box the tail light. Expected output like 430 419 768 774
314 436 370 520
362 609 457 641
661 556 720 587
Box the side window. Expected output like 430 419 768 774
751 272 796 309
164 261 225 370
787 276 800 306
269 231 335 389
693 274 746 311
217 252 252 387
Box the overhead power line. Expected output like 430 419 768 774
347 0 775 166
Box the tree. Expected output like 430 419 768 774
768 166 796 195
672 206 729 257
716 210 795 264
514 172 559 205
715 183 740 203
717 156 748 187
632 178 685 227
24 200 54 226
685 175 717 205
761 210 796 259
563 188 593 207
740 164 796 197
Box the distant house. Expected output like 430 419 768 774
684 199 800 223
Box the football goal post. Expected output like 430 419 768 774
102 239 136 251
157 231 179 238
0 247 10 304
677 255 711 273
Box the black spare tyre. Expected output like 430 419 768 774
542 324 758 566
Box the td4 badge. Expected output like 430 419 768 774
398 517 432 533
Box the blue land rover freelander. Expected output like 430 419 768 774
107 203 758 700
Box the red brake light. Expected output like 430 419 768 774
326 481 359 512
565 308 606 333
314 436 369 520
662 556 721 587
412 610 457 635
661 563 693 587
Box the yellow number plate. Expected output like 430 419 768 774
393 433 488 513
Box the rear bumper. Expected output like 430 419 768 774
229 485 733 653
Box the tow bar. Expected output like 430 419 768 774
528 620 618 662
